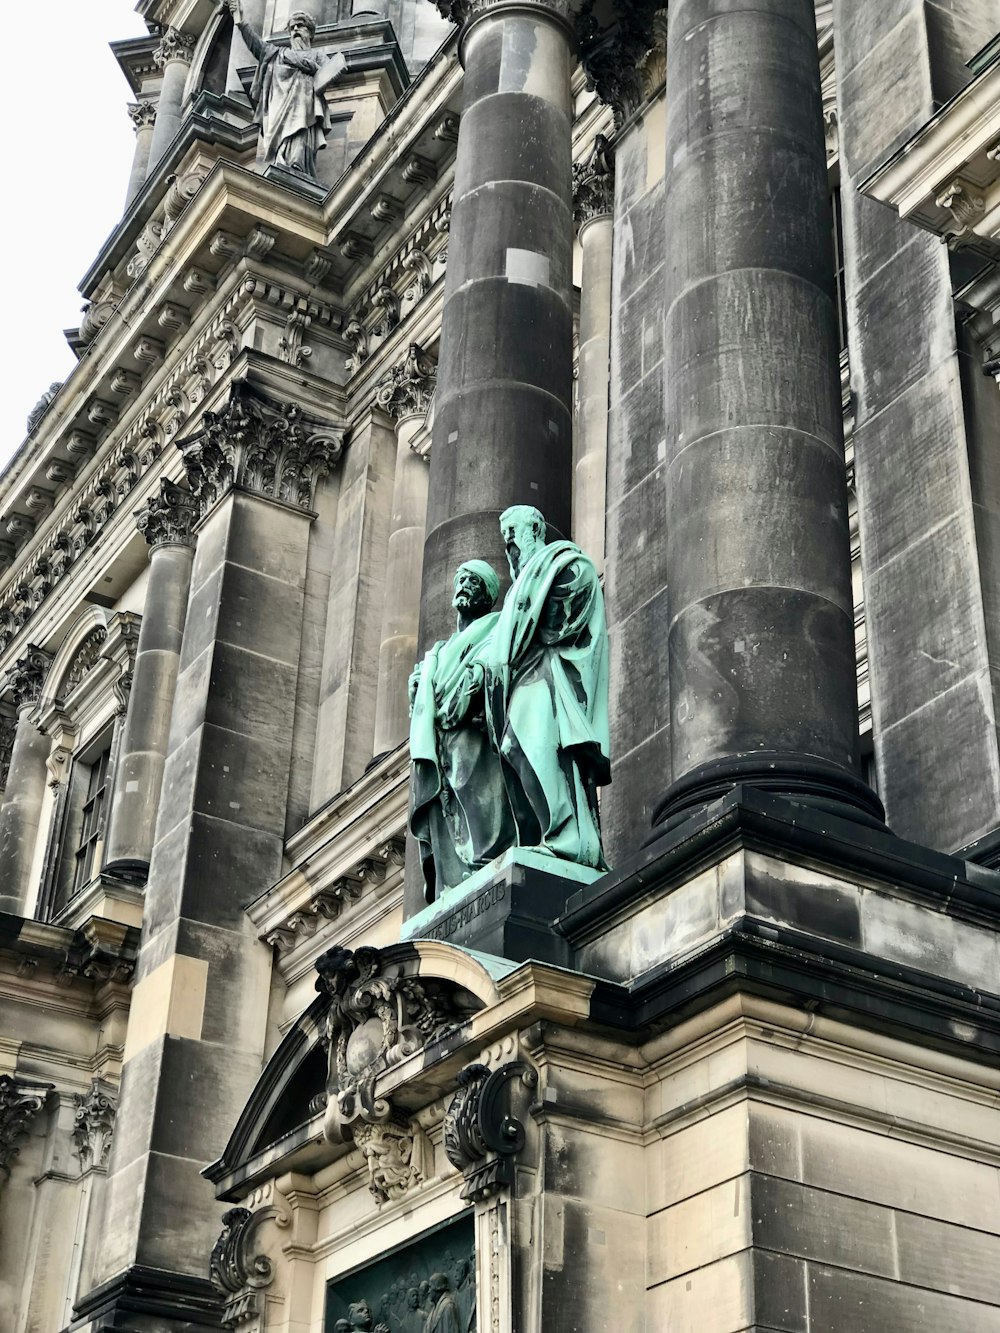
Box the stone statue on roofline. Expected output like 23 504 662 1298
408 507 610 900
224 1 347 176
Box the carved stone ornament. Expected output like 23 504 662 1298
62 627 109 698
573 134 615 228
73 1078 117 1170
0 713 15 790
135 478 199 549
4 645 53 711
443 1061 537 1203
178 382 344 515
316 946 465 1142
210 1205 276 1330
374 344 438 421
353 1118 424 1204
128 100 157 133
27 382 63 433
154 26 196 68
936 178 986 248
0 1074 52 1178
576 0 664 128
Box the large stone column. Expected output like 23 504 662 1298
103 481 197 879
0 649 53 916
655 0 880 830
85 384 341 1327
572 136 615 571
373 345 436 756
148 28 195 172
418 0 576 645
125 101 156 207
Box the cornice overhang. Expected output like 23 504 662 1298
860 54 1000 257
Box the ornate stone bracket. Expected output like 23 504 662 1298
135 478 199 548
443 1061 537 1203
178 382 344 516
936 178 986 248
210 1205 278 1330
0 1074 52 1180
573 135 616 229
73 1078 117 1171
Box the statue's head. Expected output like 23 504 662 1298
499 505 546 577
288 10 316 46
451 1256 469 1285
348 1301 372 1331
335 1321 351 1333
429 1273 451 1298
406 1288 420 1310
453 560 499 619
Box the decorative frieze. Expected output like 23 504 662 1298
573 134 615 228
73 1078 117 1170
443 1061 537 1203
179 382 343 516
135 479 199 549
374 344 438 421
0 1075 51 1179
4 646 52 710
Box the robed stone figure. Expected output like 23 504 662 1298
486 505 610 870
226 2 346 175
409 561 515 900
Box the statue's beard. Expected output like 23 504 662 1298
290 32 309 47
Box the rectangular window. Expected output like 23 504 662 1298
72 745 111 896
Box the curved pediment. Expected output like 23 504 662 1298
205 940 514 1199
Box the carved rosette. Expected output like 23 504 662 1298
374 344 438 422
0 1074 52 1179
135 479 199 549
315 946 466 1144
179 383 344 516
73 1078 117 1170
353 1118 425 1205
443 1061 537 1203
573 135 615 229
154 27 196 69
4 646 53 711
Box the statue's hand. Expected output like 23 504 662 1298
225 0 243 21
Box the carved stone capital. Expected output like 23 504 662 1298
443 1060 537 1203
374 344 438 421
135 479 199 549
178 383 343 516
573 134 615 228
0 1075 52 1178
154 27 196 69
73 1078 117 1170
432 0 575 32
4 645 52 711
576 0 664 128
128 100 157 133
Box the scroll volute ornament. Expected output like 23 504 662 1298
443 1061 538 1203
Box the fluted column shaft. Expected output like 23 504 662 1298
148 29 195 171
656 0 879 828
418 0 575 645
104 484 197 878
0 649 53 916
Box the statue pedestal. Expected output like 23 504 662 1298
400 848 605 965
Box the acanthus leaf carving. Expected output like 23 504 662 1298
443 1060 537 1203
0 1074 52 1179
135 479 199 549
73 1078 117 1170
573 134 615 228
576 0 663 128
4 645 52 710
374 343 438 421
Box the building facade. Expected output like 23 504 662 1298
2 1 1000 1331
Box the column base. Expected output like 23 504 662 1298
651 751 885 838
68 1265 221 1333
401 847 603 964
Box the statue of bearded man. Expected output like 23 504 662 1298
485 505 610 870
409 561 515 900
226 2 346 175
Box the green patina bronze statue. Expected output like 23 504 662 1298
408 508 610 901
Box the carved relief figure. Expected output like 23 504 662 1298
225 2 346 175
409 562 515 899
485 505 610 869
424 1274 463 1333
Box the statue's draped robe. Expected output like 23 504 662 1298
409 614 514 900
486 541 610 868
239 23 336 173
425 1293 463 1333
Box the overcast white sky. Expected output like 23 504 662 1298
0 2 148 469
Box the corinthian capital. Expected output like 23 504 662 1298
374 344 438 421
4 645 53 711
0 1075 52 1180
573 134 615 228
135 479 199 550
154 28 196 69
127 100 157 133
